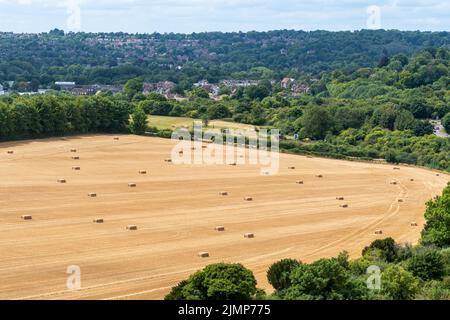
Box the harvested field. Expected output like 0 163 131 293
0 134 448 300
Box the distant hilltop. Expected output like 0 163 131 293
0 29 449 87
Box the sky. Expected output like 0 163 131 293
0 0 448 33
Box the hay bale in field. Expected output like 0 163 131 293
229 162 237 166
113 137 119 140
288 166 296 170
393 167 401 170
93 218 104 223
21 215 32 220
306 156 313 159
191 147 196 151
70 149 77 153
316 175 323 178
390 181 397 185
139 170 147 174
219 191 228 196
436 174 440 177
202 145 208 149
87 193 97 198
340 204 349 208
57 179 67 184
296 180 304 185
215 226 225 232
411 222 418 227
244 197 253 201
198 252 210 258
244 233 255 238
164 158 172 163
336 197 345 200
72 156 80 160
410 179 415 182
178 150 184 155
375 230 383 235
127 225 138 231
72 166 81 171
7 150 14 154
398 199 404 203
128 183 137 188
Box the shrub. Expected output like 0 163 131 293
267 259 301 291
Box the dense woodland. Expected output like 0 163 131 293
0 29 449 86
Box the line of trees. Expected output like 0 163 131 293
0 94 132 141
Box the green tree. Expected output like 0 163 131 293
443 113 450 133
406 250 445 281
165 263 258 300
130 106 148 135
421 185 450 247
267 259 301 292
124 78 144 100
362 238 398 263
301 107 333 140
381 265 419 300
282 254 369 300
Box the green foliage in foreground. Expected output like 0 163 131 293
165 263 259 300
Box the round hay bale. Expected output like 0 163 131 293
139 170 147 175
296 180 304 185
288 166 296 170
244 197 253 201
219 191 228 196
88 193 97 198
57 179 67 184
7 150 14 154
127 225 138 231
411 222 418 227
72 166 81 171
375 230 383 235
21 215 32 220
215 226 225 232
72 156 80 160
128 183 137 188
244 233 255 238
70 149 77 153
93 218 104 223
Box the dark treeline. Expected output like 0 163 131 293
0 95 131 141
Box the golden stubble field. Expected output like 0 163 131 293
0 135 448 300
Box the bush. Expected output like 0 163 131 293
381 265 419 300
282 254 369 300
165 263 258 300
421 185 450 247
362 238 398 263
406 250 445 281
267 259 301 291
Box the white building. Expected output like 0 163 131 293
55 82 76 90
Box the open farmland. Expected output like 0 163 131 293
0 135 448 300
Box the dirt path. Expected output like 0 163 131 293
0 135 448 300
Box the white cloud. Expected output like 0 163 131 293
0 0 448 33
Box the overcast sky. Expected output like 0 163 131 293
0 0 448 33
